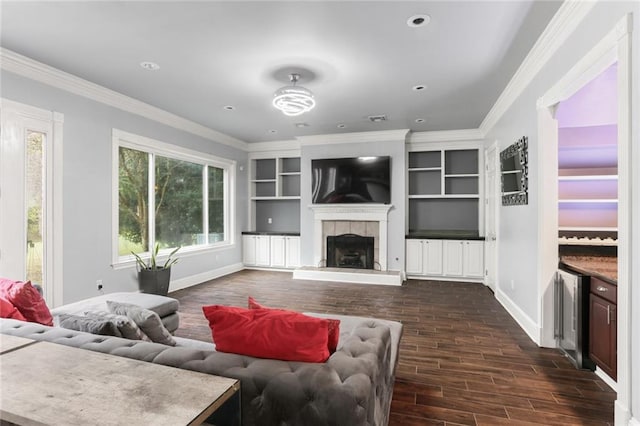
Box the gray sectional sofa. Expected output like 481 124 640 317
0 299 403 426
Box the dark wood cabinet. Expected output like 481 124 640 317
589 277 617 380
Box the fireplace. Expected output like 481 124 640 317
327 234 374 269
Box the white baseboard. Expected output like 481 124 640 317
495 288 540 345
594 367 617 392
168 262 244 292
626 415 639 426
615 399 634 426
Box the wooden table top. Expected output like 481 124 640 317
0 341 239 426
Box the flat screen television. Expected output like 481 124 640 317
311 156 390 204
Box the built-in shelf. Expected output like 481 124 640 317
559 199 618 204
408 148 481 233
249 154 301 232
558 125 618 234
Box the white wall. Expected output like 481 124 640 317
484 2 639 423
1 70 248 304
299 137 406 271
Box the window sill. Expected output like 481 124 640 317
111 241 236 270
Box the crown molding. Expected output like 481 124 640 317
479 1 597 135
538 13 630 109
246 139 300 153
408 129 484 143
298 129 409 146
0 48 249 151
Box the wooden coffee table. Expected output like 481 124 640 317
0 340 240 425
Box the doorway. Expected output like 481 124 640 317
0 99 63 307
536 15 632 423
484 141 499 292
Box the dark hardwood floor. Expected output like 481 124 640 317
171 269 615 425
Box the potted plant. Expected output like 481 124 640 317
132 243 179 296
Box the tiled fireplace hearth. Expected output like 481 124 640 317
292 204 402 286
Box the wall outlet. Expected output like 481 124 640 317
96 280 103 291
510 279 515 289
267 217 272 224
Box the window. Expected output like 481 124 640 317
26 131 45 284
114 130 235 263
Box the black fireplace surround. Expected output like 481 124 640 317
326 234 374 269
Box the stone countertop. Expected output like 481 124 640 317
560 255 617 284
242 231 300 236
406 230 485 240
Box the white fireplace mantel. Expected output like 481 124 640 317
309 204 392 271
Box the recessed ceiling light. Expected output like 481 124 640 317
223 105 235 111
337 123 347 129
295 122 309 128
140 61 160 71
407 14 431 28
415 118 426 123
412 84 427 91
268 129 278 134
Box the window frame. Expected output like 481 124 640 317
112 129 236 268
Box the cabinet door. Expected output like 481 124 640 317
405 240 424 275
423 240 443 275
270 236 286 267
463 241 484 278
589 294 617 380
242 235 256 265
285 237 300 268
443 240 464 276
255 236 271 266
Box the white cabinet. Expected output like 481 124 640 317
242 235 256 265
443 240 464 277
406 239 443 275
243 234 299 269
285 236 301 268
462 241 484 278
424 240 444 275
406 238 484 282
243 235 270 267
405 240 424 275
270 236 286 268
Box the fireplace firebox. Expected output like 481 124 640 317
326 234 374 269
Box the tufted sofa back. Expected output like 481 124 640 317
1 315 402 426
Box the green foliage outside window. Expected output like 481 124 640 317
118 146 226 256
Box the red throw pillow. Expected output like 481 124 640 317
248 296 341 353
0 297 27 321
0 278 53 326
202 305 330 363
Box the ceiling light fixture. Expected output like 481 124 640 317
272 73 316 116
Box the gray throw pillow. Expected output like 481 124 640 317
58 313 121 337
84 311 150 341
106 300 176 346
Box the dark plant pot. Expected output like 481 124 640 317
138 268 171 296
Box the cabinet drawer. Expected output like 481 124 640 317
590 277 617 304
